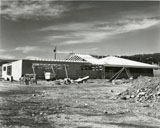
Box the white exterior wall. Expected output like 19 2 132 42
11 60 22 81
2 60 22 81
2 63 10 80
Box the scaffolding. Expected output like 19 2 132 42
109 67 133 82
32 63 69 79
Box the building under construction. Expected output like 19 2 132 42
2 54 159 81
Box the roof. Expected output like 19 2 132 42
66 54 159 68
28 58 87 63
3 54 158 69
66 54 102 65
99 56 159 68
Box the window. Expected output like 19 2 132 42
7 66 12 76
3 66 6 71
81 65 92 70
81 65 103 71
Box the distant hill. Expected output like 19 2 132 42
92 53 160 65
0 59 16 66
120 53 160 65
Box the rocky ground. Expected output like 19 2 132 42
118 76 160 103
0 77 160 128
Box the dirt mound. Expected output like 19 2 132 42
117 76 160 103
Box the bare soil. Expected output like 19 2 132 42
0 78 160 128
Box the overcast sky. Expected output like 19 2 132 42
0 1 160 60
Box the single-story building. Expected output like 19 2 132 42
2 57 102 81
99 56 159 79
2 54 159 81
66 54 159 79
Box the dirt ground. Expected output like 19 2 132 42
0 78 160 128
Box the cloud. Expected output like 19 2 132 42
0 49 6 52
0 54 15 59
55 47 99 55
44 35 71 42
41 18 160 45
56 51 73 54
63 32 108 44
73 47 99 54
0 0 67 20
14 46 51 53
40 22 93 31
116 18 160 34
25 56 41 60
15 46 38 53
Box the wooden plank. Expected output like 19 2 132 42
64 64 68 78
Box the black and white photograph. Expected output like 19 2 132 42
0 0 160 128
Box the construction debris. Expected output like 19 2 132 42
74 76 90 83
54 79 64 85
112 79 131 85
44 72 56 81
19 74 37 85
64 78 72 85
54 76 90 85
117 76 160 103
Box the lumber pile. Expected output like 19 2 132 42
74 76 89 83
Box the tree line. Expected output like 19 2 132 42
120 53 160 65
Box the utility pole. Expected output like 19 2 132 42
53 46 57 59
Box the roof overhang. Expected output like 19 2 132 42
104 64 159 69
65 54 160 68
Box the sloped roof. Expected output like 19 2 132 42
100 56 159 68
66 54 102 65
66 53 159 69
